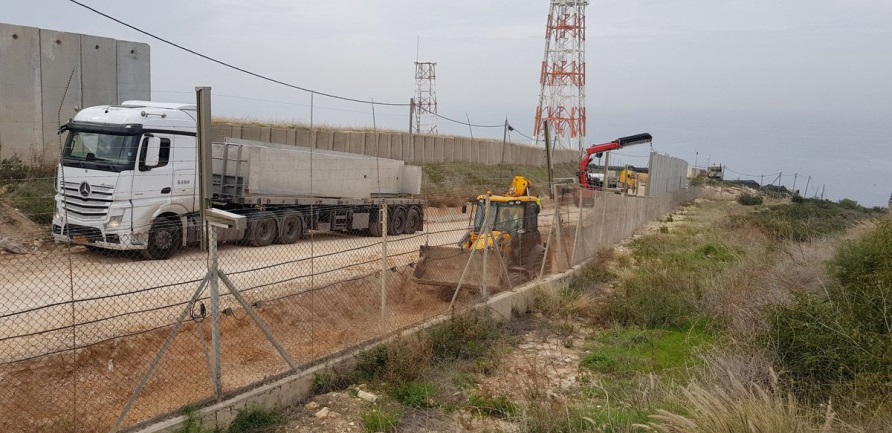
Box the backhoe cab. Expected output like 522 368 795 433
413 176 545 291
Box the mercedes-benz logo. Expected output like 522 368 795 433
79 182 91 197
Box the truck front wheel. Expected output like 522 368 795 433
142 217 181 260
247 214 278 247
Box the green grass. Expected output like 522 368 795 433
174 407 222 433
4 178 56 224
467 392 518 418
227 407 280 433
362 408 400 433
581 323 716 379
393 381 437 408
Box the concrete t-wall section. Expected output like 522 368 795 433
647 152 690 197
40 30 82 158
210 122 585 167
116 40 150 103
0 23 149 160
81 35 119 108
0 24 43 160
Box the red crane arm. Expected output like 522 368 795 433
578 133 652 188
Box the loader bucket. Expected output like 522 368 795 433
413 245 504 291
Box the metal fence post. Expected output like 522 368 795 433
482 194 491 300
380 202 388 334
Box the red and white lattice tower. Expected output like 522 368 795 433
533 0 587 151
414 62 438 135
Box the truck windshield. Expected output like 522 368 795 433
62 131 139 172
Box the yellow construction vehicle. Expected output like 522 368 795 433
413 176 546 291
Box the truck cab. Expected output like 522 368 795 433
53 101 198 258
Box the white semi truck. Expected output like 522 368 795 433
52 101 425 259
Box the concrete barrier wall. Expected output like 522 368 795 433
0 23 149 160
211 122 587 167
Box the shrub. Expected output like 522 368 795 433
747 200 871 242
766 219 892 408
0 156 30 182
737 193 763 206
355 335 432 385
312 368 353 395
428 311 502 361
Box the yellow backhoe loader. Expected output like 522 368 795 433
413 176 546 291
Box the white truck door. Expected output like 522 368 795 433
131 134 175 230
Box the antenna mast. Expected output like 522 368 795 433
533 0 588 151
414 61 438 135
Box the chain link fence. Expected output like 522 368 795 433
0 148 694 433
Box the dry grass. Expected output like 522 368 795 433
649 369 861 433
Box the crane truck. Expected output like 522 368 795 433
578 133 653 189
52 101 425 259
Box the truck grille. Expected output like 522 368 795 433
61 181 114 219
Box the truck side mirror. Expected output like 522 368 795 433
144 136 162 167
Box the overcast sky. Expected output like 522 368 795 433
3 0 891 205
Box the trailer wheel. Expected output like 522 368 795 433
388 206 407 235
368 213 383 237
276 213 303 244
247 214 277 247
142 217 180 260
404 207 421 235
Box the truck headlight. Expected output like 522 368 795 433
107 215 123 230
54 206 61 222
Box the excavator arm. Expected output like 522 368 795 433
579 133 652 188
506 175 535 197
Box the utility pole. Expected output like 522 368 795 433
465 112 473 139
500 117 508 164
543 121 554 195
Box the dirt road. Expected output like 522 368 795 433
0 208 565 363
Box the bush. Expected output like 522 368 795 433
747 200 871 242
355 335 432 385
737 193 763 206
766 220 892 408
0 156 30 182
428 311 502 361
